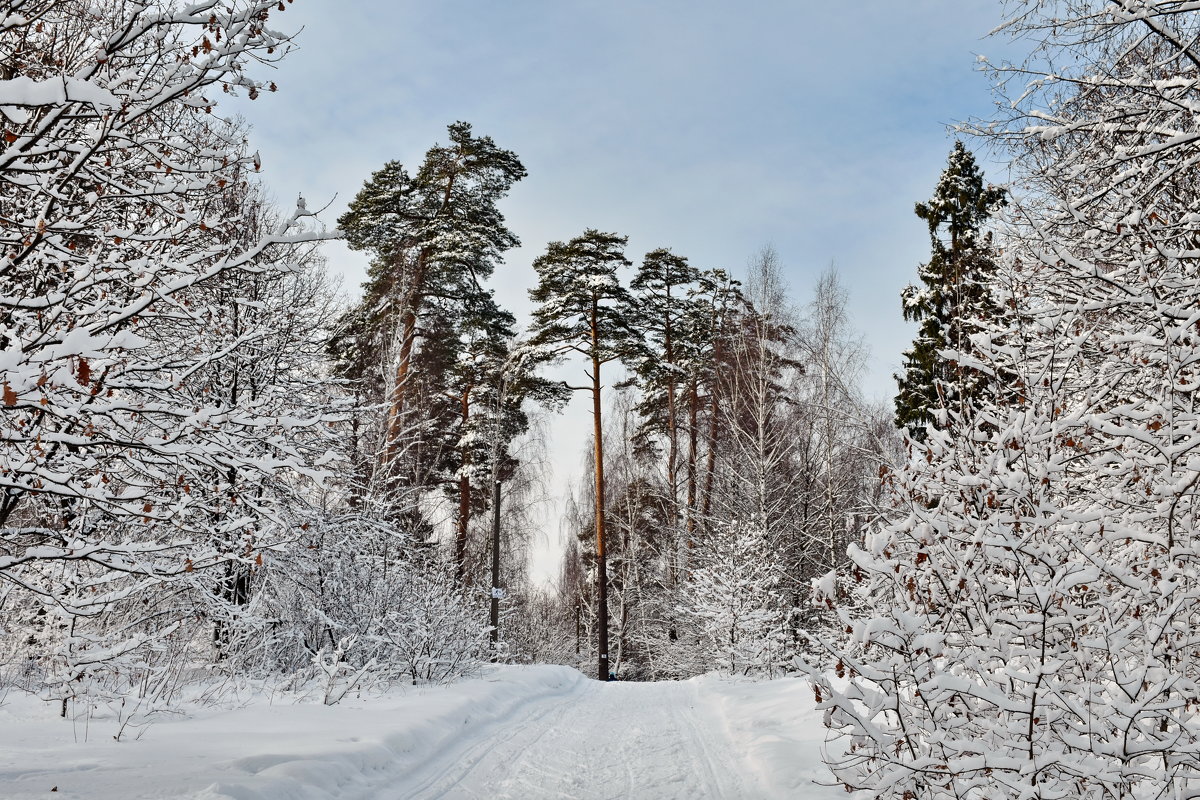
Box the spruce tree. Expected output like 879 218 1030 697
894 142 1006 440
528 229 637 681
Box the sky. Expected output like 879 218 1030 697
231 1 1025 583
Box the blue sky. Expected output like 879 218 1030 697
235 1 1023 579
245 1 1016 398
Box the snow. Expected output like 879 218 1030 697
694 674 843 799
0 666 839 799
0 76 119 110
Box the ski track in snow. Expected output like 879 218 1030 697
393 680 758 800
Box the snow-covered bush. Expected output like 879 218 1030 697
499 588 576 666
812 4 1200 797
242 515 492 694
0 1 332 704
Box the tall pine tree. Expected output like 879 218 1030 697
332 123 526 522
528 229 637 681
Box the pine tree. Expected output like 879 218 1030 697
681 268 744 542
894 142 1006 440
479 339 568 646
528 229 637 681
333 123 526 519
443 292 517 584
625 249 701 573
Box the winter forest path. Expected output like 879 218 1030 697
386 678 771 800
0 666 837 800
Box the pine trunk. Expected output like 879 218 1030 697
684 375 699 547
488 474 502 649
590 301 610 682
488 375 506 652
664 302 679 536
383 254 426 467
701 339 724 523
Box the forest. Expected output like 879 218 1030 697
4 1 1200 798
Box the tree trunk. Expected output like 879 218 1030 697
455 387 471 585
701 356 723 524
590 301 610 682
488 474 502 650
384 309 416 463
662 299 681 587
488 374 505 653
383 255 427 468
663 298 679 534
684 375 699 549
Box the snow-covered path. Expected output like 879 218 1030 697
0 666 839 799
396 679 757 799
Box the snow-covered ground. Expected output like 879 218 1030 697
0 666 840 799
